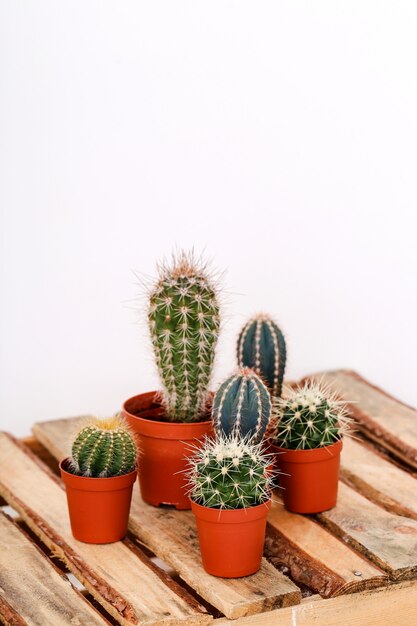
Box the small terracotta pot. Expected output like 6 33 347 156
271 439 343 513
191 500 271 578
60 459 137 543
123 392 213 510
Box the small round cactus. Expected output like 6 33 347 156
212 368 271 444
237 313 287 398
147 251 221 422
274 380 352 450
71 417 137 477
186 435 274 509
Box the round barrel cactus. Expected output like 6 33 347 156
187 434 274 509
274 380 352 449
212 368 271 444
71 417 137 477
237 313 286 397
148 251 221 422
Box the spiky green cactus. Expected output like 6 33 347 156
212 368 271 444
71 417 137 477
274 381 352 450
186 435 273 509
237 314 287 398
147 251 221 422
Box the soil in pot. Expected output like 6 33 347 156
60 458 137 543
270 439 342 513
191 499 271 578
123 391 213 510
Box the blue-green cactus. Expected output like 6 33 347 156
237 314 287 398
212 369 271 444
147 251 221 422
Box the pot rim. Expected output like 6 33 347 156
123 391 213 439
191 498 272 523
270 438 343 463
60 458 137 491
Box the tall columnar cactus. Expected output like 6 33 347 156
186 435 274 509
71 417 137 477
212 368 271 444
274 380 352 450
237 314 287 398
147 251 221 422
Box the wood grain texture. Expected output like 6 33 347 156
0 594 28 626
340 437 417 520
213 579 417 625
319 482 417 580
0 512 108 626
32 416 87 461
32 417 301 619
0 433 210 626
265 498 387 597
309 370 417 468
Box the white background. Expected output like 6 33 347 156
1 1 416 436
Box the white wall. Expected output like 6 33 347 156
1 1 416 436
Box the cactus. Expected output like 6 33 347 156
237 314 287 398
147 251 221 422
273 380 352 450
212 368 271 444
71 417 137 477
186 434 274 509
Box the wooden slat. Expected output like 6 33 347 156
265 498 388 597
214 579 417 625
0 512 109 626
32 418 302 620
32 416 87 460
318 482 417 580
310 370 417 468
340 437 417 520
20 436 61 474
0 433 210 626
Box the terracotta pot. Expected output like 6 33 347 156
60 458 137 543
123 391 213 510
191 499 271 578
271 439 343 513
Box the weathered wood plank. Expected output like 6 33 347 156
33 417 302 619
32 416 86 461
310 370 417 468
0 512 109 626
0 433 210 626
20 436 61 474
340 437 417 520
265 498 388 597
0 594 28 626
318 482 417 580
213 579 417 625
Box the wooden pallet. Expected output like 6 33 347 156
1 370 417 626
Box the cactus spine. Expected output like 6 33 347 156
71 417 137 477
212 368 271 444
274 380 352 450
237 314 286 397
148 251 221 422
187 434 273 509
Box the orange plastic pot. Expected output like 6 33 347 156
191 500 271 578
60 458 137 543
123 391 213 510
271 439 343 513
